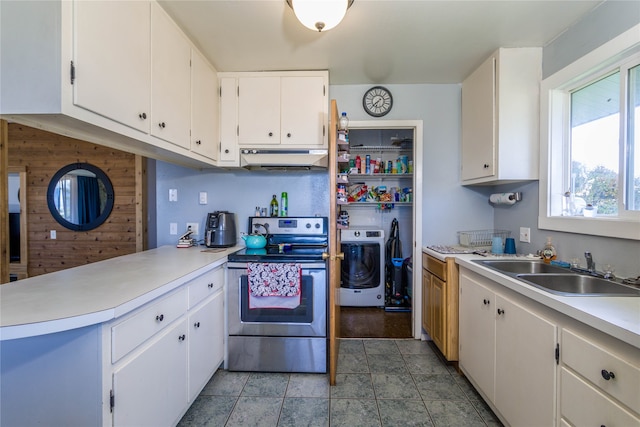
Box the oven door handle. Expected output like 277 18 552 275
322 252 344 261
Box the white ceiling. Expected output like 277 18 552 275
158 0 603 85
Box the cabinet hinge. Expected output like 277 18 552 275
323 85 326 96
323 124 325 137
555 343 560 365
110 389 114 412
219 86 222 97
70 61 75 85
236 125 239 136
237 86 239 97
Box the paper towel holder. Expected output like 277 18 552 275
489 192 522 204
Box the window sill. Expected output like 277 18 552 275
538 215 640 241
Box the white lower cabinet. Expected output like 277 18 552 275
107 264 225 426
112 318 189 427
494 294 557 426
560 327 640 425
187 287 224 401
459 268 557 426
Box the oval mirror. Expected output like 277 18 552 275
46 163 114 231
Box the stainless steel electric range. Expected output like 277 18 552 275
226 216 328 373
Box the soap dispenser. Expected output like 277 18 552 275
541 237 557 264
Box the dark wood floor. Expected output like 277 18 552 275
340 306 413 338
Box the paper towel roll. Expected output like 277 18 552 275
490 193 517 205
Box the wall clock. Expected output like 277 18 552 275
363 86 393 117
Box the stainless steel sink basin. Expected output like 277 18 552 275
516 274 640 296
476 260 571 275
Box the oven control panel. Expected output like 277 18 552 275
249 217 327 235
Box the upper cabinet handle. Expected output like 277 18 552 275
139 112 147 120
158 122 166 128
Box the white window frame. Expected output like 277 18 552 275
539 24 640 241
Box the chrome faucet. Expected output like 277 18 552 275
585 251 595 273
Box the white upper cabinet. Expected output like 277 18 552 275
461 47 542 185
280 76 326 146
191 49 218 160
0 0 220 169
225 71 328 149
238 76 281 145
218 77 240 166
74 0 151 133
150 2 191 149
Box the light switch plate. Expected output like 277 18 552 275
50 230 56 239
170 223 178 235
169 189 178 202
199 191 207 205
519 227 531 243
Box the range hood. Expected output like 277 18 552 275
240 149 328 170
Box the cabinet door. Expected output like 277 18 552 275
74 0 150 133
112 319 188 427
218 77 240 165
188 290 224 401
238 77 280 145
461 54 495 181
281 76 325 146
459 273 495 401
494 294 557 427
150 2 191 148
430 274 446 353
421 269 430 335
191 49 219 159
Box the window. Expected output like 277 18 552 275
539 24 640 240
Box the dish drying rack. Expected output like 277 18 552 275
457 229 511 248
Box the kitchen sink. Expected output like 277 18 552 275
516 274 640 296
476 260 571 275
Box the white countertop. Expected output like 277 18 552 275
423 247 640 349
0 245 241 340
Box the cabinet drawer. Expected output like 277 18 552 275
112 288 187 363
562 328 640 412
188 267 224 309
561 368 640 426
423 253 446 281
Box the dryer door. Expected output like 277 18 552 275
340 243 381 289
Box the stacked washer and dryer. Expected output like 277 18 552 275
339 228 385 307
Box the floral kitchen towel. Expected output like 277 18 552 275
248 263 301 309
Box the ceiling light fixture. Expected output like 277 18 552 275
286 0 354 32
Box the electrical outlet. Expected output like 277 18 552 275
50 230 56 239
519 227 531 243
170 223 178 235
186 222 199 235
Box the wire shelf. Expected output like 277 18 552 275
457 229 511 248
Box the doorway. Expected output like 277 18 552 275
337 121 423 339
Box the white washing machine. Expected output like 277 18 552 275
340 228 385 307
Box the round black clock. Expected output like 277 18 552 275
363 86 393 117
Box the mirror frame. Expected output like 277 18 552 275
46 162 114 231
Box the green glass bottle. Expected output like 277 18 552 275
270 195 279 217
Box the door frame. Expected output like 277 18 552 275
345 119 424 339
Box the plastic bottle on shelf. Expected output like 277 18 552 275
270 195 279 217
339 112 349 130
280 192 288 217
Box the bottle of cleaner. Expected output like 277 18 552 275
339 112 349 130
270 195 279 217
541 237 557 264
280 192 288 217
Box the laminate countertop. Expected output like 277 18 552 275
0 245 241 341
423 247 640 349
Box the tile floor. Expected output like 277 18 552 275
178 339 502 426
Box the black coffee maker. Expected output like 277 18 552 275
205 211 237 247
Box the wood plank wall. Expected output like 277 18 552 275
6 123 140 277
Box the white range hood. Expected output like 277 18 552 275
240 149 328 170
